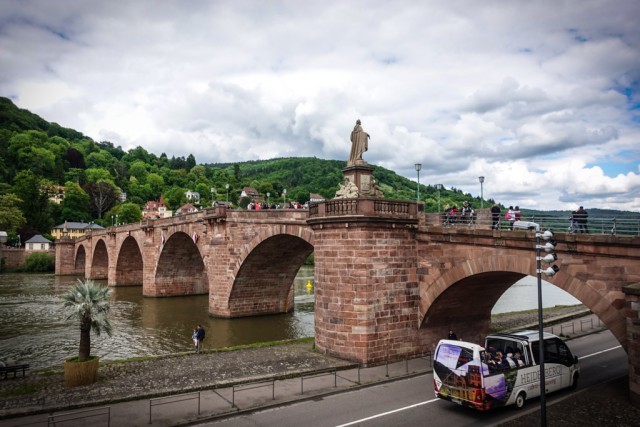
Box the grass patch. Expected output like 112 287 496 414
0 383 40 398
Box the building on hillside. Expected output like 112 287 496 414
239 186 264 204
309 193 325 203
51 221 105 240
46 185 66 204
185 190 200 204
117 187 127 202
176 203 199 215
143 195 173 220
25 234 52 251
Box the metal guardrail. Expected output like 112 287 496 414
148 391 200 424
300 369 337 394
47 406 110 427
232 379 275 407
425 212 640 236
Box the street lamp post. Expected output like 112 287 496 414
225 184 230 203
267 192 270 206
415 163 422 203
535 229 560 427
111 215 114 226
478 176 485 208
283 189 287 207
115 214 118 226
211 187 215 206
436 184 443 212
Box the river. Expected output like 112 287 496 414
0 267 578 370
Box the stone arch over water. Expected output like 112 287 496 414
153 231 208 296
115 235 144 286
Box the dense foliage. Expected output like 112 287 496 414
23 251 55 272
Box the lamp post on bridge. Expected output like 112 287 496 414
267 192 270 206
211 187 215 206
225 184 230 203
535 229 560 427
283 189 287 207
415 163 422 203
111 215 114 226
478 176 485 208
436 184 443 212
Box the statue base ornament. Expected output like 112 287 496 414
334 165 384 199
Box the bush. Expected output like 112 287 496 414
24 252 55 272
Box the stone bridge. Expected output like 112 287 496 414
55 201 640 404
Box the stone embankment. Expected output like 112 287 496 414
0 304 611 422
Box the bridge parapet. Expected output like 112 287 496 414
309 198 418 222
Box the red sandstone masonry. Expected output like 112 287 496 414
55 208 640 401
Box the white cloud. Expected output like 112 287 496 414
0 0 639 211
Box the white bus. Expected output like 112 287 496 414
433 330 579 410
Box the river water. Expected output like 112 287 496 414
0 267 578 370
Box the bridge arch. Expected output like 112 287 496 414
115 236 144 286
89 239 109 279
420 254 627 350
152 231 208 296
227 226 314 317
74 244 86 276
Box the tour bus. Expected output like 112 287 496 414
433 330 579 410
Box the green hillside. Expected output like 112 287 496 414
0 96 633 245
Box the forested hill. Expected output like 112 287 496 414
0 96 488 241
0 97 633 244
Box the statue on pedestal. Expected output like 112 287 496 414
348 119 369 166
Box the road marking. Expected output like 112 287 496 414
580 345 622 359
334 398 440 427
336 346 622 426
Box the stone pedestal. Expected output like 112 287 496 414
342 164 383 198
55 237 78 275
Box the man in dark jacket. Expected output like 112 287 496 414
196 325 205 353
575 206 589 233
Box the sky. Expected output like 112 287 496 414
1 0 639 211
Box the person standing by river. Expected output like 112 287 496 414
196 324 206 353
192 328 199 353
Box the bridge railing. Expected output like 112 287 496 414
309 199 417 219
423 211 640 236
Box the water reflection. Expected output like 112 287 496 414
0 267 315 370
0 267 578 370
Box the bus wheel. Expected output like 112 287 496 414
571 373 579 390
515 392 526 409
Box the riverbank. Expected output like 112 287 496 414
0 304 611 424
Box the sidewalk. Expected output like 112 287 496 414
0 312 619 427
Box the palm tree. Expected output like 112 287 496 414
62 279 113 362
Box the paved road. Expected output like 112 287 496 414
197 330 626 427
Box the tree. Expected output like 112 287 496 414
62 279 113 362
146 173 165 197
0 193 26 232
12 170 53 234
83 181 118 219
186 154 196 170
117 202 142 224
61 182 90 222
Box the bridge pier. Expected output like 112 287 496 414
309 199 422 365
624 283 640 408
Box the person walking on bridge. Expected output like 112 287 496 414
575 206 589 233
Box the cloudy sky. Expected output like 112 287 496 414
1 0 639 211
